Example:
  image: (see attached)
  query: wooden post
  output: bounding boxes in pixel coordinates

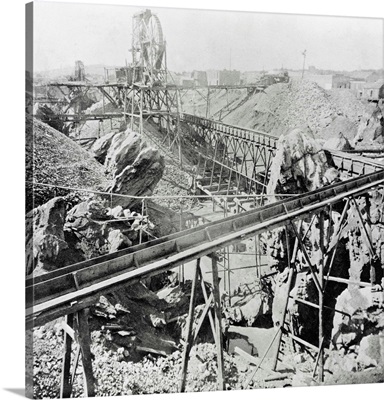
[272,267,294,371]
[197,266,217,344]
[211,257,225,390]
[60,314,74,398]
[179,258,200,392]
[318,212,325,383]
[75,309,95,397]
[227,247,231,307]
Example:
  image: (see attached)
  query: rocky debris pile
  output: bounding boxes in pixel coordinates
[142,120,197,211]
[157,279,216,343]
[26,116,110,212]
[263,126,384,348]
[89,283,179,360]
[91,126,165,209]
[223,280,273,327]
[26,195,154,276]
[353,105,384,148]
[267,80,371,141]
[258,81,337,135]
[329,287,384,374]
[182,80,376,145]
[32,322,243,398]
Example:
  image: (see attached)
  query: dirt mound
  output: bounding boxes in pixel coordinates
[181,80,375,142]
[26,115,110,212]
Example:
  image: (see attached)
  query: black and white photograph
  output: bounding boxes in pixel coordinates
[24,0,383,398]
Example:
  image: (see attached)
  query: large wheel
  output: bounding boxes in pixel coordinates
[138,11,165,82]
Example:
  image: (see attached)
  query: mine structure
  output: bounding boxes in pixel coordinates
[28,8,384,398]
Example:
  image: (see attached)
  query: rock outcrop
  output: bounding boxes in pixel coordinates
[353,106,384,148]
[266,126,339,200]
[91,127,165,209]
[26,197,84,276]
[263,126,384,347]
[27,195,155,276]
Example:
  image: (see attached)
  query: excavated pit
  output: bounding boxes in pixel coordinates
[29,79,384,396]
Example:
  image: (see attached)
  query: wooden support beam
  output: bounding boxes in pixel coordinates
[70,347,81,387]
[318,211,325,383]
[179,258,200,392]
[286,333,319,353]
[234,347,270,370]
[290,220,322,293]
[75,309,95,397]
[271,267,294,371]
[326,276,372,287]
[324,198,350,287]
[193,292,214,342]
[211,257,225,390]
[312,338,324,379]
[197,266,217,345]
[243,327,282,388]
[61,321,75,341]
[60,314,74,398]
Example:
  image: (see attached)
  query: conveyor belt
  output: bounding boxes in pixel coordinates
[326,149,383,175]
[26,170,384,329]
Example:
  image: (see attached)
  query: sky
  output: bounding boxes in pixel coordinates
[33,1,384,73]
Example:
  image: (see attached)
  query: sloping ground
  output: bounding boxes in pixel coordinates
[140,120,196,212]
[181,80,376,142]
[26,115,111,212]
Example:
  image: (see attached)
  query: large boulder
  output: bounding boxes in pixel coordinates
[353,106,384,147]
[26,197,83,276]
[91,128,165,209]
[105,129,144,175]
[107,147,165,208]
[331,287,383,349]
[267,126,340,199]
[357,334,384,368]
[91,130,117,164]
[108,229,132,254]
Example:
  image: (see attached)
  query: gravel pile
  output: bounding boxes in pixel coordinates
[27,115,111,212]
[183,80,376,143]
[31,324,241,397]
[142,121,197,211]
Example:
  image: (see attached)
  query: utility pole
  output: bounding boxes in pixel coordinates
[301,50,307,79]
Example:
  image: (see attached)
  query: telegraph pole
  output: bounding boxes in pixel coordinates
[301,50,307,79]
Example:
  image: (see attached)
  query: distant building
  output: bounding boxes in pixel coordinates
[350,80,365,98]
[206,69,241,86]
[362,79,384,101]
[218,70,241,86]
[332,74,351,89]
[192,70,208,87]
[206,70,219,85]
